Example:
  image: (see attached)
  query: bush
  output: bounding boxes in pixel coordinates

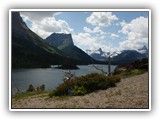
[39,84,45,91]
[27,84,35,92]
[27,84,45,92]
[49,73,121,97]
[72,85,87,96]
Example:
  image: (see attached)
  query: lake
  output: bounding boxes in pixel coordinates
[11,65,117,94]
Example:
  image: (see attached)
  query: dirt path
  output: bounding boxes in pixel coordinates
[12,73,149,109]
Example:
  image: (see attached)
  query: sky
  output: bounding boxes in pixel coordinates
[20,11,149,53]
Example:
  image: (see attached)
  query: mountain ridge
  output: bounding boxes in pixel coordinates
[45,33,95,63]
[85,47,148,65]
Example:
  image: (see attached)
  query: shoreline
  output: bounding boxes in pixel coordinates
[12,72,149,109]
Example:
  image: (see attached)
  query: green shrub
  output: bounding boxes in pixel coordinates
[49,73,121,97]
[72,85,87,96]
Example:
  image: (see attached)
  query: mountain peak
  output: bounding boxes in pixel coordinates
[98,48,103,54]
[45,33,74,47]
[12,12,29,30]
[142,45,148,50]
[138,45,148,54]
[45,33,94,62]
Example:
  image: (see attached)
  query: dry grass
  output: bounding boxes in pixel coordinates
[12,73,149,109]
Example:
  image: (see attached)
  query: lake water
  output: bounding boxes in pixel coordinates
[11,65,117,94]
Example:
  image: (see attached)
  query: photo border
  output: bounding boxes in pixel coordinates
[9,9,151,111]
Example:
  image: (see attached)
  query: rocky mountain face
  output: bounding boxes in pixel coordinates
[45,33,74,48]
[85,48,107,61]
[11,12,79,68]
[45,33,95,63]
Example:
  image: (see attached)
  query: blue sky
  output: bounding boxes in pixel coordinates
[20,11,149,53]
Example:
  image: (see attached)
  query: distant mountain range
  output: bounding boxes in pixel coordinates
[11,12,96,68]
[85,46,148,65]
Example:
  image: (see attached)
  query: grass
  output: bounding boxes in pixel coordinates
[12,91,47,100]
[116,69,146,78]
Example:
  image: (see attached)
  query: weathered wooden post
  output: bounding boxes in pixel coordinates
[108,56,111,76]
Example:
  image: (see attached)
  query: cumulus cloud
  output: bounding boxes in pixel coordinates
[20,12,60,21]
[83,26,108,36]
[20,12,73,39]
[73,33,96,46]
[119,16,148,50]
[72,32,119,53]
[73,32,104,50]
[86,12,118,28]
[119,37,148,50]
[110,33,119,39]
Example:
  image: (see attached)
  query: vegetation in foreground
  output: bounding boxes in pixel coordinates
[49,73,121,97]
[12,84,46,100]
[116,69,147,78]
[12,91,47,101]
[113,58,148,78]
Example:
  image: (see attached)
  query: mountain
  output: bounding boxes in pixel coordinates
[45,33,74,48]
[137,45,148,57]
[85,48,123,61]
[11,12,79,68]
[111,50,147,65]
[45,33,95,64]
[85,48,147,65]
[85,48,107,61]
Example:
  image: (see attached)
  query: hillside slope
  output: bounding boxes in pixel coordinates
[12,12,79,68]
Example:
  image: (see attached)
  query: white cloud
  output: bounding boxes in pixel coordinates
[73,33,96,46]
[20,12,61,21]
[86,12,118,28]
[84,27,100,33]
[119,38,148,50]
[110,33,119,39]
[119,16,148,50]
[20,12,73,39]
[73,32,120,53]
[84,27,94,33]
[83,26,108,36]
[73,32,106,50]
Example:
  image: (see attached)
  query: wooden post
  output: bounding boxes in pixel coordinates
[108,56,111,76]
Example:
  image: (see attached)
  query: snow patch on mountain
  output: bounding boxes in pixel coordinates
[85,46,148,61]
